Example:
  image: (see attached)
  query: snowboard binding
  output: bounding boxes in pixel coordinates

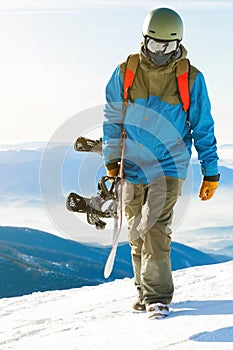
[66,176,119,229]
[74,136,102,155]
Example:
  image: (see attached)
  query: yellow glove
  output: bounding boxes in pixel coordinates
[105,162,120,179]
[199,180,218,201]
[106,167,119,178]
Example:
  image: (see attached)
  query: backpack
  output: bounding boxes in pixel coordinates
[122,53,191,126]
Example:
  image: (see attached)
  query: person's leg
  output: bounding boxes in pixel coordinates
[123,181,146,300]
[139,176,183,305]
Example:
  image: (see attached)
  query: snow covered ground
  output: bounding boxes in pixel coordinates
[0,261,233,350]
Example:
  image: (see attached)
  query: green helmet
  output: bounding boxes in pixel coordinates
[142,8,183,41]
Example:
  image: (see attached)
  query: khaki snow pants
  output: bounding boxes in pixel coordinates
[124,176,183,305]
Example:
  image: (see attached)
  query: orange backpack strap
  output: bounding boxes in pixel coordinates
[122,53,139,116]
[176,58,190,113]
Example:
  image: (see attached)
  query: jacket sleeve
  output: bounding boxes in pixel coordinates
[189,72,219,177]
[102,65,124,168]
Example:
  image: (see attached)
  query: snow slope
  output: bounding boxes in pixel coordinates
[0,261,233,350]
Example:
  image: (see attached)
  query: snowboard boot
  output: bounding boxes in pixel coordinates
[146,303,169,319]
[132,297,146,312]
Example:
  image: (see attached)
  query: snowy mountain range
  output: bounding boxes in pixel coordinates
[1,260,233,349]
[0,226,230,299]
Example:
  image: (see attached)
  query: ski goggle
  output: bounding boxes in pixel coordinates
[146,37,178,54]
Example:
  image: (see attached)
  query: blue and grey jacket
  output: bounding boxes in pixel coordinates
[103,46,218,184]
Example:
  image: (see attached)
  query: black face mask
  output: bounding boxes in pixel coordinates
[147,50,176,66]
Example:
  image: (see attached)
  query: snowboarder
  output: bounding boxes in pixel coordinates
[102,7,220,319]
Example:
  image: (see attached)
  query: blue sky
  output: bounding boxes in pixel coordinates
[0,0,232,145]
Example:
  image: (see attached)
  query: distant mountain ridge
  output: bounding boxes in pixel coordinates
[0,146,232,202]
[0,226,230,298]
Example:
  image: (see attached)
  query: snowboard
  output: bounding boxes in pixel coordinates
[66,137,124,278]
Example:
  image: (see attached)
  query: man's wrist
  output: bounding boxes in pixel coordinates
[203,174,220,182]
